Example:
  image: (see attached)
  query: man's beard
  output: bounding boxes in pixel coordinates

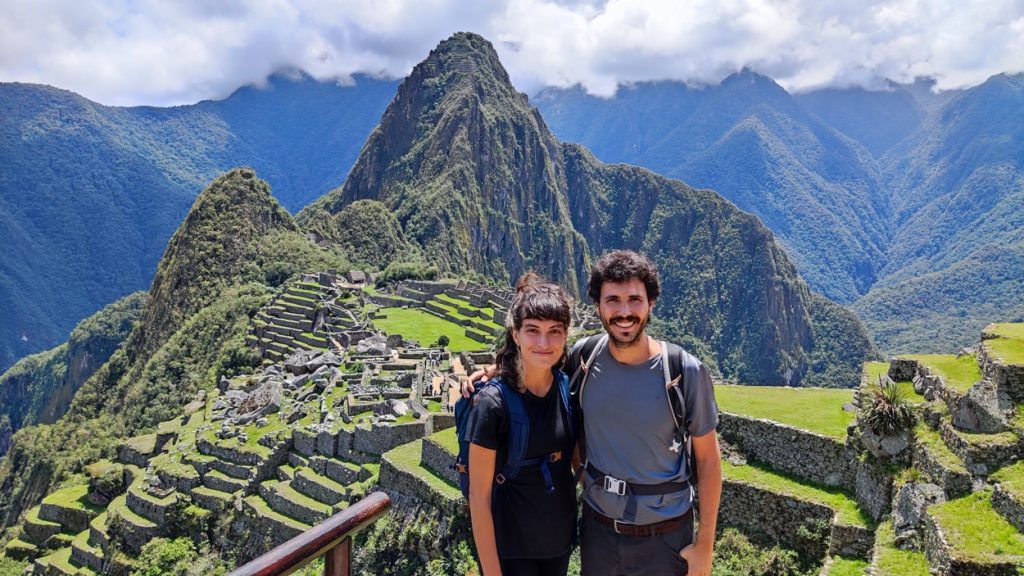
[602,314,648,349]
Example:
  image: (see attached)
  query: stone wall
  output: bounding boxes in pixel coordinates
[309,455,365,485]
[421,437,459,486]
[209,457,252,480]
[379,453,462,517]
[257,483,327,526]
[293,428,317,457]
[923,512,1021,575]
[938,420,1024,474]
[196,438,262,466]
[828,523,874,559]
[854,459,894,522]
[993,484,1024,532]
[126,489,174,525]
[354,422,429,455]
[291,471,344,505]
[980,344,1024,403]
[718,479,835,561]
[38,503,93,534]
[718,413,858,489]
[911,442,972,498]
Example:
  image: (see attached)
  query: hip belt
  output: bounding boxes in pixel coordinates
[585,464,690,523]
[584,504,692,537]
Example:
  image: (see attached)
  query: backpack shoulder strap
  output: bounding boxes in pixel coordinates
[568,334,605,394]
[555,371,575,453]
[662,341,690,452]
[495,379,530,482]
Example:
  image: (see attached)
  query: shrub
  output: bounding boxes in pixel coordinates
[860,378,917,436]
[131,537,227,576]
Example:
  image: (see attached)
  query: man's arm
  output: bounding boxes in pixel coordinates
[679,430,722,576]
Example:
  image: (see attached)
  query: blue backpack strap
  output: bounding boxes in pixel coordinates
[556,371,574,457]
[495,380,530,484]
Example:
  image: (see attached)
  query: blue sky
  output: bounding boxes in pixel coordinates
[1,0,1022,106]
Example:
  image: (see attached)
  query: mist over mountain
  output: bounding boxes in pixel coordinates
[0,74,395,373]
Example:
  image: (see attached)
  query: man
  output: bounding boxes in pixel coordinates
[467,250,722,576]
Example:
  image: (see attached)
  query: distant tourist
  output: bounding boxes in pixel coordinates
[466,250,722,576]
[464,273,576,576]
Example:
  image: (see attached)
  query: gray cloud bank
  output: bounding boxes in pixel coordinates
[1,0,1022,106]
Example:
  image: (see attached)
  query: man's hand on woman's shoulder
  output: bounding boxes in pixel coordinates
[460,365,498,397]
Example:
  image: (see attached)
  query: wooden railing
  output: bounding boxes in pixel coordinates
[229,491,391,576]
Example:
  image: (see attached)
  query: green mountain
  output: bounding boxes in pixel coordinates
[303,32,874,387]
[0,168,345,526]
[536,72,890,304]
[0,75,395,374]
[852,73,1024,351]
[536,72,1024,354]
[0,292,144,454]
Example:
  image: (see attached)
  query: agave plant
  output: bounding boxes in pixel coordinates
[860,377,917,436]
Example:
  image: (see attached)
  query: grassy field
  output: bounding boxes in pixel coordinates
[826,556,868,576]
[989,461,1024,500]
[897,354,981,393]
[372,307,489,351]
[715,385,856,440]
[928,491,1024,562]
[428,427,459,454]
[986,323,1024,365]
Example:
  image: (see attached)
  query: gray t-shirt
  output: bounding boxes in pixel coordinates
[579,340,718,525]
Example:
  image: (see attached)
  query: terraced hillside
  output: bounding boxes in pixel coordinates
[7,267,1022,574]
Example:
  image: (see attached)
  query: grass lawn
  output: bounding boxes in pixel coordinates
[985,323,1024,365]
[990,461,1024,500]
[827,556,868,576]
[42,484,103,514]
[372,307,488,351]
[715,385,855,440]
[428,427,459,455]
[871,519,930,576]
[898,354,980,394]
[862,361,889,385]
[928,491,1024,562]
[722,460,871,527]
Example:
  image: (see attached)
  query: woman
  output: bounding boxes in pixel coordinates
[466,273,576,576]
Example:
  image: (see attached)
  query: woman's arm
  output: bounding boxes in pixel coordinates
[468,443,501,576]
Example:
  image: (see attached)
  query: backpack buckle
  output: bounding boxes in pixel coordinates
[603,475,626,496]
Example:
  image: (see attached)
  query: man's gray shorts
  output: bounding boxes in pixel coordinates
[580,506,694,576]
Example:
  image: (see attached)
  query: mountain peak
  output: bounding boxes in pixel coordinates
[130,168,300,357]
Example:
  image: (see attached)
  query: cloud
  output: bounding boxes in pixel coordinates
[0,0,1021,106]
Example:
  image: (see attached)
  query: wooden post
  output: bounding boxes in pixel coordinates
[323,538,351,576]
